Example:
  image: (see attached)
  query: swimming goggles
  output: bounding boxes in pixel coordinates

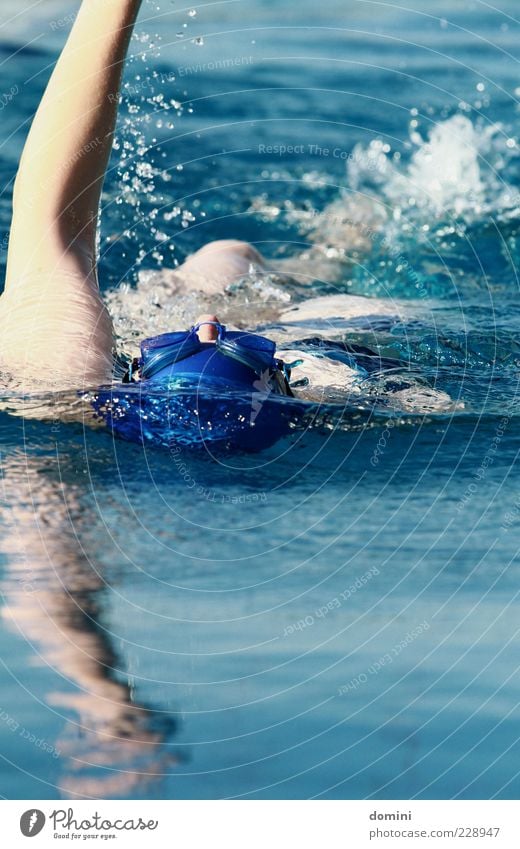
[133,321,292,386]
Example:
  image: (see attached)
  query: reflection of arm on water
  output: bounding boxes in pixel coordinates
[0,453,179,798]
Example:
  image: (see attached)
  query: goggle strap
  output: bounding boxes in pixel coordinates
[140,324,291,385]
[191,321,226,339]
[216,337,275,376]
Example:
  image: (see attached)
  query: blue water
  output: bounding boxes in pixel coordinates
[1,0,520,800]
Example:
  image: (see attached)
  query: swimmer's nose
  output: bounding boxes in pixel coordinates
[196,314,220,342]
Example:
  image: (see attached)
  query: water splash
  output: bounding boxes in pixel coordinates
[347,114,518,220]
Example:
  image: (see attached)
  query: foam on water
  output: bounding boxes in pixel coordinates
[289,115,520,258]
[351,115,520,217]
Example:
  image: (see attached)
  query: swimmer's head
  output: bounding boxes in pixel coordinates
[137,316,292,397]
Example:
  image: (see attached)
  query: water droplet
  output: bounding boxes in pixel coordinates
[506,138,516,149]
[476,82,485,92]
[188,8,197,16]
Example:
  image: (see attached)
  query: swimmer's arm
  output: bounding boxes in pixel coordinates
[1,0,142,383]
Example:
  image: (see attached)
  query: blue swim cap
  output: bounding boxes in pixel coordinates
[90,323,298,453]
[137,322,291,394]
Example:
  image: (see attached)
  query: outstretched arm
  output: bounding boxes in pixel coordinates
[0,0,142,386]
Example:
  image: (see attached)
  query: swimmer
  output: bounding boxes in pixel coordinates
[0,0,456,418]
[0,0,270,388]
